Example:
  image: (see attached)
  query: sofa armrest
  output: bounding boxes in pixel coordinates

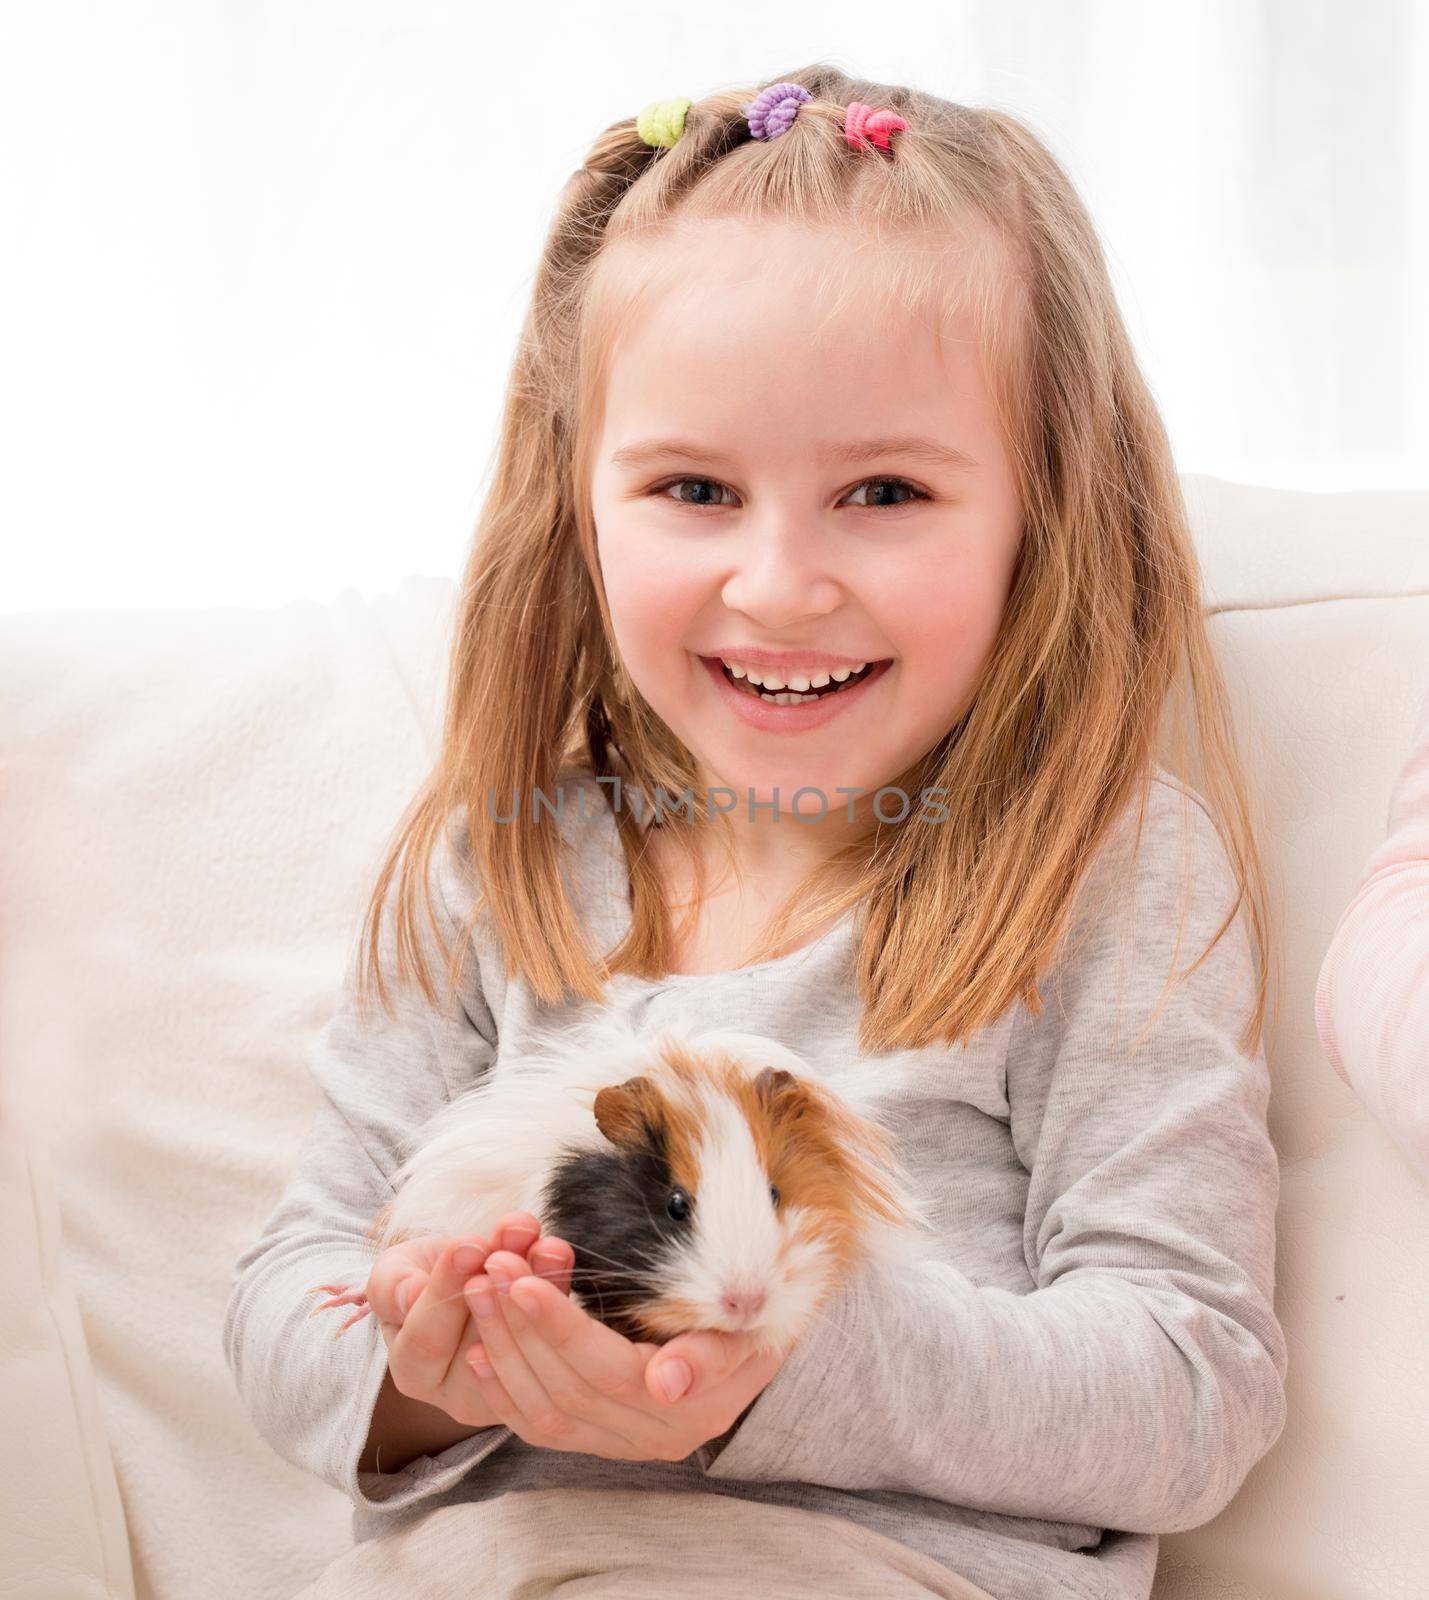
[0,1132,136,1600]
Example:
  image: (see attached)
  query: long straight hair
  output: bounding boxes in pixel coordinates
[354,64,1272,1060]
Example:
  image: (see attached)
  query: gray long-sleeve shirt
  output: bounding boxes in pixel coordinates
[222,770,1287,1600]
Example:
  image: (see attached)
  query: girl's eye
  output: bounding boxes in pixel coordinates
[651,475,928,511]
[844,477,928,509]
[657,477,736,509]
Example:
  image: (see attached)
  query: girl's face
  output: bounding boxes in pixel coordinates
[589,220,1024,825]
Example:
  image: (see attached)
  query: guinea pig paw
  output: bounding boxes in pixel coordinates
[307,1282,373,1336]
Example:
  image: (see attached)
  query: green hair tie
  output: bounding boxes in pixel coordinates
[637,96,693,149]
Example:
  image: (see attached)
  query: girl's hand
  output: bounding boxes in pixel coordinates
[376,1218,576,1430]
[308,1213,575,1432]
[462,1254,788,1462]
[307,1211,574,1334]
[369,1213,575,1332]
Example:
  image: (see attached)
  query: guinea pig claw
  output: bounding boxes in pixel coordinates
[333,1304,372,1336]
[306,1282,373,1335]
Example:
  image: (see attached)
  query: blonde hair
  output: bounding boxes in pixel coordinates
[354,64,1273,1059]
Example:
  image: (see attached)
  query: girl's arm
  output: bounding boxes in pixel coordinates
[221,818,511,1515]
[704,780,1288,1537]
[1314,682,1429,1185]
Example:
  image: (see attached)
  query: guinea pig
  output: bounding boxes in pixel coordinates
[309,1009,933,1356]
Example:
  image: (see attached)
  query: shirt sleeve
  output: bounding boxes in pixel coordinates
[221,816,515,1515]
[704,778,1288,1536]
[1314,681,1429,1185]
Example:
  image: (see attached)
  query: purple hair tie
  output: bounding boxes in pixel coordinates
[744,81,811,141]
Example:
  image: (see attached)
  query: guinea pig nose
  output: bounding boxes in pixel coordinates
[720,1284,767,1321]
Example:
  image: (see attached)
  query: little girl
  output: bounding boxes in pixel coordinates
[225,68,1287,1600]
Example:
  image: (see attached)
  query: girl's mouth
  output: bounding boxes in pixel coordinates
[697,655,893,733]
[720,659,879,702]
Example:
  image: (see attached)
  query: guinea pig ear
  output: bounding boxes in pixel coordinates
[752,1066,797,1104]
[593,1075,659,1149]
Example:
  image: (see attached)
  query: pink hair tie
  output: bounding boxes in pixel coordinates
[844,101,909,153]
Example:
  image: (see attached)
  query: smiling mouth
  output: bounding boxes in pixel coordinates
[712,659,884,704]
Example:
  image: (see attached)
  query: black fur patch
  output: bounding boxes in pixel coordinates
[541,1118,693,1344]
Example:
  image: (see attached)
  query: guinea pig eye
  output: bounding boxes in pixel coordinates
[769,1183,781,1208]
[666,1188,691,1222]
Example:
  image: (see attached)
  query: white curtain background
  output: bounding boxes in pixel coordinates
[3,0,1425,612]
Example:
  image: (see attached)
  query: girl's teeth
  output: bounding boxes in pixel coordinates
[725,659,867,689]
[719,658,877,704]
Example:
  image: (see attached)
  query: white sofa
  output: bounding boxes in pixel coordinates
[2,474,1427,1600]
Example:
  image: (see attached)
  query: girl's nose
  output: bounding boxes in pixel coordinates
[719,533,844,627]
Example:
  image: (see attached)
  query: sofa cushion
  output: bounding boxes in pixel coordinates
[0,577,456,1598]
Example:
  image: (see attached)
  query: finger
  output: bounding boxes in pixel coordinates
[463,1263,558,1433]
[399,1234,454,1275]
[436,1307,491,1404]
[394,1275,426,1324]
[393,1237,494,1395]
[493,1213,541,1256]
[365,1234,455,1324]
[646,1328,762,1406]
[476,1262,652,1451]
[528,1237,575,1295]
[501,1271,657,1409]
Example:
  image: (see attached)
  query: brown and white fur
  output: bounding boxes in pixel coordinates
[312,1009,933,1356]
